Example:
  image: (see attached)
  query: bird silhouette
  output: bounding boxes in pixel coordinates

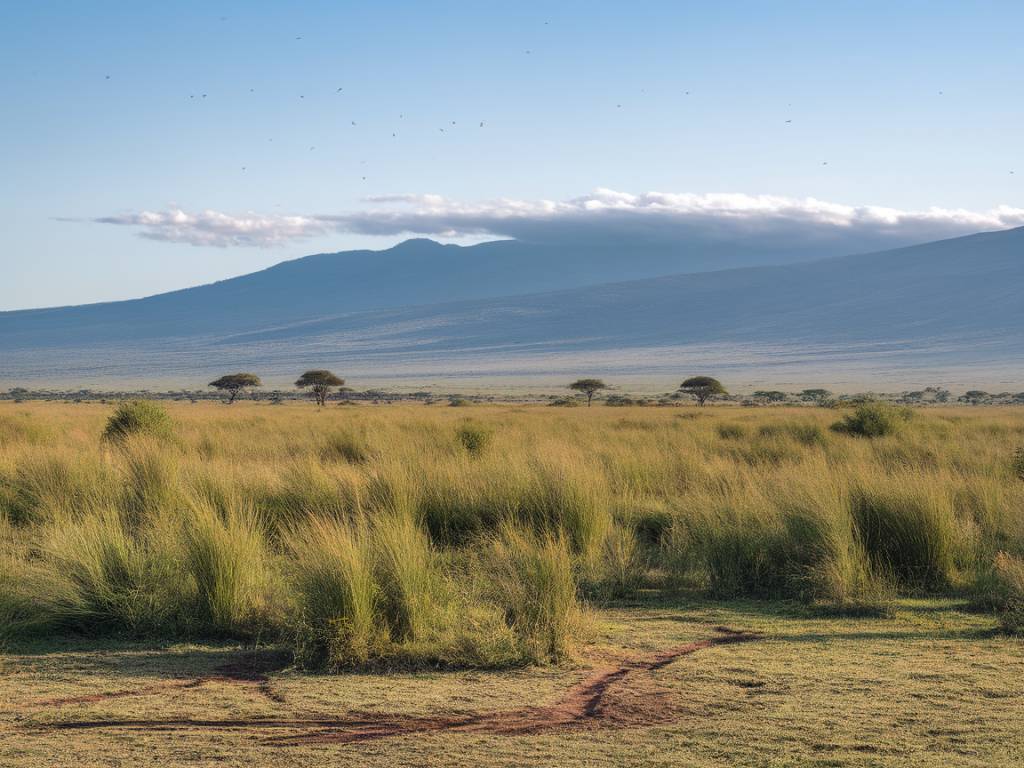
[479,121,484,127]
[336,87,343,92]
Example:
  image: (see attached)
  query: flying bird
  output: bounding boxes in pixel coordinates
[336,87,343,92]
[479,121,484,127]
[104,75,110,80]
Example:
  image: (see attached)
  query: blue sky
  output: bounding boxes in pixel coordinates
[1,0,1022,309]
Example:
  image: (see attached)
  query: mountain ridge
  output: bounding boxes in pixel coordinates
[0,226,1021,388]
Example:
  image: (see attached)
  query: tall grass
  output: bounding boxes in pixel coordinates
[287,516,380,667]
[1,400,1022,663]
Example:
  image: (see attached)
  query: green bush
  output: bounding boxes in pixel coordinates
[456,422,494,456]
[102,401,174,444]
[832,403,912,437]
[548,397,580,407]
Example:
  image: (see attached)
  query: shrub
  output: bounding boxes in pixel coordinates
[448,398,471,407]
[548,397,580,407]
[1013,447,1024,481]
[102,401,174,444]
[604,395,636,407]
[456,422,493,456]
[832,403,912,437]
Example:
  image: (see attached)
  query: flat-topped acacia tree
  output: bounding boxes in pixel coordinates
[296,369,345,406]
[208,373,262,403]
[569,378,607,407]
[679,376,727,406]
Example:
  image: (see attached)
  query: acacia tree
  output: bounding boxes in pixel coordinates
[208,373,262,403]
[569,378,607,407]
[679,376,727,406]
[799,388,833,406]
[296,369,345,406]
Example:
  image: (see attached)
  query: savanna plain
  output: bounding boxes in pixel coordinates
[1,400,1023,767]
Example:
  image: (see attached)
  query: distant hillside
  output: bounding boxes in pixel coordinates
[0,227,1021,389]
[0,234,918,349]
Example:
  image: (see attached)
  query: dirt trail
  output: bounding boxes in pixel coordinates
[37,627,762,745]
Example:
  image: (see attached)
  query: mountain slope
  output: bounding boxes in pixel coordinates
[0,227,1021,388]
[0,233,925,349]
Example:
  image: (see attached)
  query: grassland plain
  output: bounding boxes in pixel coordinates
[1,401,1023,766]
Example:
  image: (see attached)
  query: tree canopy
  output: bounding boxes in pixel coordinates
[295,370,346,406]
[679,376,727,406]
[569,378,608,406]
[208,372,262,403]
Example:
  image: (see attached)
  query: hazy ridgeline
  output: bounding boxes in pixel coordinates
[2,401,1023,665]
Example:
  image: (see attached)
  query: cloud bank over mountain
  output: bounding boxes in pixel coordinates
[90,189,1024,254]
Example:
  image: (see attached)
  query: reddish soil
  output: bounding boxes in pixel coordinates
[36,627,762,745]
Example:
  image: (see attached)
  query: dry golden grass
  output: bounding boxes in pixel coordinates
[2,400,1023,764]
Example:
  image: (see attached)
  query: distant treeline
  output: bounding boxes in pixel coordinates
[2,384,1023,406]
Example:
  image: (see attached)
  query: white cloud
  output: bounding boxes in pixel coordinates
[89,190,1024,250]
[94,209,332,247]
